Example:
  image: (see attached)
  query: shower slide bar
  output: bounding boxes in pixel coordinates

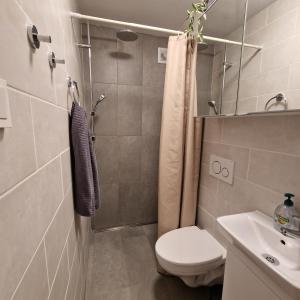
[70,12,262,50]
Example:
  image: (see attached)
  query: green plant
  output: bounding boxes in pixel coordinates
[185,1,207,43]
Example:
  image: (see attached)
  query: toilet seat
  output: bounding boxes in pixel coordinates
[155,226,226,276]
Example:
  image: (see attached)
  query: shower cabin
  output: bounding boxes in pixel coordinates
[77,0,263,231]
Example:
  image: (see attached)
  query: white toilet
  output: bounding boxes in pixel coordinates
[155,226,226,287]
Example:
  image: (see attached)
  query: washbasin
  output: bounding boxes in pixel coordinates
[217,211,300,290]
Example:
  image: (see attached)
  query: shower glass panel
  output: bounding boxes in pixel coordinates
[197,0,247,116]
[81,24,168,230]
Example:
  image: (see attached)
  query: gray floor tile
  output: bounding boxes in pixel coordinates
[86,225,211,300]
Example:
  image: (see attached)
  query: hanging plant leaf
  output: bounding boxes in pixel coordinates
[184,0,207,42]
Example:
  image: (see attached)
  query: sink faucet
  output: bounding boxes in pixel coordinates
[279,227,300,239]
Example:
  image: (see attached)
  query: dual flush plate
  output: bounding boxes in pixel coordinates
[209,154,234,184]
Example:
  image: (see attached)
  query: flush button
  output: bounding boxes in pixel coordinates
[212,161,221,174]
[222,167,229,178]
[209,154,234,185]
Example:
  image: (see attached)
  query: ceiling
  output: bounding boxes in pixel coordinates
[77,0,276,37]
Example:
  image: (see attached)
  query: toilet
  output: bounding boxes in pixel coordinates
[155,226,226,287]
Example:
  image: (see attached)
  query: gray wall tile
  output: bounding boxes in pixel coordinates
[92,83,118,136]
[198,114,300,241]
[12,242,49,300]
[141,183,158,224]
[248,150,300,196]
[119,182,142,225]
[48,244,69,300]
[31,99,69,167]
[222,115,300,155]
[45,189,74,286]
[117,85,142,136]
[0,89,36,194]
[141,136,160,186]
[0,1,90,299]
[142,86,163,136]
[65,249,80,300]
[94,183,120,229]
[94,136,119,184]
[61,150,72,196]
[67,223,77,273]
[91,26,118,84]
[0,0,56,103]
[0,158,63,300]
[119,136,142,184]
[203,118,223,143]
[117,35,143,85]
[143,36,167,88]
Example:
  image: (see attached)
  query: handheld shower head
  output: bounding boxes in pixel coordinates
[91,94,106,115]
[208,100,218,115]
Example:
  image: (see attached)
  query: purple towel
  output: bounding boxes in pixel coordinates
[70,102,100,216]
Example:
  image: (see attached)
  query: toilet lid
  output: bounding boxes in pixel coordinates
[156,226,225,266]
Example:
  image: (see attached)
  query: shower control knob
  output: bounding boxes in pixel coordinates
[48,52,65,69]
[27,25,52,49]
[91,135,96,141]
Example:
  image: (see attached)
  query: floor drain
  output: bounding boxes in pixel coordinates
[262,253,280,266]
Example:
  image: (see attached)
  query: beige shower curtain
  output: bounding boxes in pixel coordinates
[158,35,203,238]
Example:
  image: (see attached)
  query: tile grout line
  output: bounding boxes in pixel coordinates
[59,154,65,198]
[64,221,78,300]
[8,86,69,113]
[29,97,39,169]
[246,148,252,180]
[9,186,72,300]
[43,239,51,295]
[47,238,69,300]
[202,140,300,158]
[0,147,70,201]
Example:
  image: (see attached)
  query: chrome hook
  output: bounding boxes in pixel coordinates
[27,25,51,49]
[48,52,65,69]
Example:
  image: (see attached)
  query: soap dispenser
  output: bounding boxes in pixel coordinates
[274,193,300,233]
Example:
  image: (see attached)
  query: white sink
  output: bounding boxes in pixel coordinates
[217,211,300,290]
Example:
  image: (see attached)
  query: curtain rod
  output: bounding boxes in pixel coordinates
[70,12,262,50]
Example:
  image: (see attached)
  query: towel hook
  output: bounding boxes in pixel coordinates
[67,76,80,105]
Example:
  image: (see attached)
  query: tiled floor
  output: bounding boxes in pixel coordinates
[85,224,218,300]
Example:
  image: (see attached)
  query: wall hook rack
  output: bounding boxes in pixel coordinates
[27,25,51,49]
[48,52,65,69]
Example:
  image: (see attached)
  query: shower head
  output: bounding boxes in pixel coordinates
[117,29,138,42]
[198,42,209,51]
[208,100,218,115]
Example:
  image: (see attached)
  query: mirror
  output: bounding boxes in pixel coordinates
[237,0,300,115]
[197,0,246,116]
[197,0,300,117]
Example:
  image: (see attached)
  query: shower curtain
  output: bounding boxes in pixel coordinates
[158,35,202,238]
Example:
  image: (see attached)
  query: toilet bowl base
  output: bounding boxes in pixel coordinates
[179,264,225,287]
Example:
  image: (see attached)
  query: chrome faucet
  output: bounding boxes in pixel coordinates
[279,226,300,239]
